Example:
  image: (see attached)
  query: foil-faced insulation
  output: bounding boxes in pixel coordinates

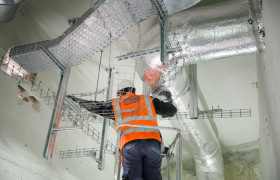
[143,57,225,179]
[162,0,200,15]
[137,1,265,179]
[164,65,224,179]
[167,0,265,64]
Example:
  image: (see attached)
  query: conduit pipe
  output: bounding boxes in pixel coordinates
[138,0,264,179]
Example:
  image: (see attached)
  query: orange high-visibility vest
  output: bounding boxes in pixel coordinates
[112,93,161,150]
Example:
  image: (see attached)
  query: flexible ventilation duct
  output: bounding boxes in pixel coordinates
[167,0,264,63]
[162,61,224,179]
[139,0,264,179]
[141,55,224,179]
[163,0,200,15]
[0,0,24,22]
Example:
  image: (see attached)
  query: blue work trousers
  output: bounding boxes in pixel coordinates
[121,139,162,180]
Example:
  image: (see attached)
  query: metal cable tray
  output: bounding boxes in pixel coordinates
[9,0,158,73]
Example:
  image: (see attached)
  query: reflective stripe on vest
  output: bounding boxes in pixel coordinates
[114,96,157,126]
[114,98,122,124]
[121,127,160,136]
[113,94,161,150]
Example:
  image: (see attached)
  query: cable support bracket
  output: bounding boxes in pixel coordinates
[116,47,182,61]
[40,47,65,72]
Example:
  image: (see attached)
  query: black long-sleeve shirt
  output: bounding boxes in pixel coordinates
[68,95,177,120]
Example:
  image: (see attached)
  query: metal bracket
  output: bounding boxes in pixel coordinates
[248,0,263,52]
[43,64,70,159]
[116,47,182,61]
[41,48,65,71]
[68,17,79,25]
[150,0,166,29]
[189,64,198,119]
[98,67,114,170]
[52,126,82,132]
[151,0,168,63]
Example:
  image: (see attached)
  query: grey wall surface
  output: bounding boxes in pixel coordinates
[258,0,280,179]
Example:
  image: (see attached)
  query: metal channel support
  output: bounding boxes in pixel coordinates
[248,0,263,52]
[189,64,198,119]
[116,47,182,61]
[114,128,122,180]
[43,48,70,159]
[65,97,83,114]
[98,67,114,170]
[151,0,167,63]
[41,48,65,71]
[53,127,82,132]
[176,134,182,180]
[43,67,71,159]
[166,153,171,180]
[43,67,71,158]
[160,27,167,63]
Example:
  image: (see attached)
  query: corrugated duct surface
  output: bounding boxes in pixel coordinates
[140,0,264,179]
[167,0,264,63]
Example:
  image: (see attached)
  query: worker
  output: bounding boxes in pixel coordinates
[67,80,177,180]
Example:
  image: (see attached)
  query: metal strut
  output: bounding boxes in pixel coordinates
[98,67,114,170]
[189,64,198,119]
[43,48,71,159]
[151,0,168,63]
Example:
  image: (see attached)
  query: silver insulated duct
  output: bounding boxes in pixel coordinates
[138,0,264,179]
[167,0,264,63]
[0,0,24,22]
[141,56,224,179]
[162,61,224,179]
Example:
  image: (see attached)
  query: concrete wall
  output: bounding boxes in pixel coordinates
[258,0,280,179]
[0,67,117,180]
[198,55,259,148]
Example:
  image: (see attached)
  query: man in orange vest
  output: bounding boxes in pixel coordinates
[68,80,177,180]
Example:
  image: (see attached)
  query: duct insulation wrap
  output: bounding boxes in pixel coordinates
[163,59,224,179]
[136,1,264,179]
[162,0,201,15]
[140,53,224,179]
[166,0,265,64]
[135,1,265,179]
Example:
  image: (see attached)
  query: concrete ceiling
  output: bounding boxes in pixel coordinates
[0,0,260,179]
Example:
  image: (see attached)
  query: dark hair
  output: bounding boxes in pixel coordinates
[117,87,136,96]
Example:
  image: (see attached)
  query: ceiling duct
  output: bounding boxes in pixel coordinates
[163,0,200,15]
[0,0,24,22]
[167,0,265,64]
[138,0,264,179]
[141,55,224,179]
[162,61,224,179]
